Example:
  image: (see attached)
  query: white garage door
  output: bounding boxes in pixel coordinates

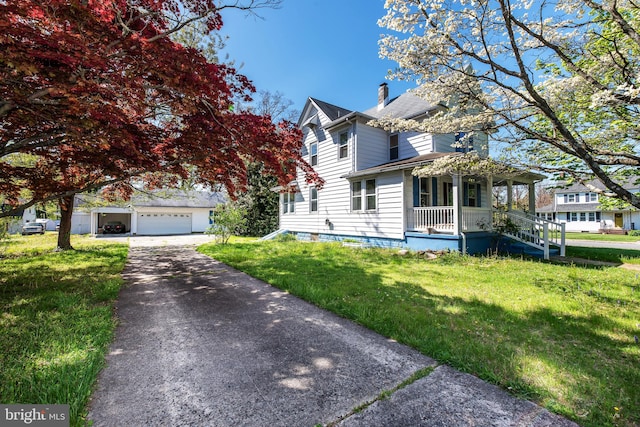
[137,212,192,235]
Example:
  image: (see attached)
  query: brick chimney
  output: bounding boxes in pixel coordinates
[377,83,389,111]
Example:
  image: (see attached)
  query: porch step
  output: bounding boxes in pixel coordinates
[499,238,560,259]
[261,229,288,241]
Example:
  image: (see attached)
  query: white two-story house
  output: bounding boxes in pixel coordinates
[276,84,563,257]
[538,181,640,233]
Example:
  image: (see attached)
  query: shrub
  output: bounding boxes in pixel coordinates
[206,203,247,244]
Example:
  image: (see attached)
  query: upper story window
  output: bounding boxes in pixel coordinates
[389,134,399,161]
[282,192,295,214]
[310,142,318,166]
[310,187,318,212]
[455,132,474,153]
[339,131,349,159]
[563,193,580,203]
[589,193,598,202]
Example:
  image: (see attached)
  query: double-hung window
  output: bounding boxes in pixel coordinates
[310,187,318,212]
[339,131,348,159]
[366,179,377,210]
[389,134,399,161]
[282,192,295,214]
[351,179,377,211]
[351,182,362,211]
[310,142,318,166]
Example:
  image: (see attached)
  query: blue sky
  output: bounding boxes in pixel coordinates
[218,0,416,115]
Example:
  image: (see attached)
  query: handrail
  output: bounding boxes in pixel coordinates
[494,211,565,259]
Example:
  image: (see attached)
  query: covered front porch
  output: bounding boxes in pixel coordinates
[403,169,565,258]
[405,172,539,234]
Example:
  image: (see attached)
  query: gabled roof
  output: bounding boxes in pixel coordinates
[363,92,438,119]
[308,98,353,122]
[75,190,226,209]
[305,91,437,129]
[132,191,225,208]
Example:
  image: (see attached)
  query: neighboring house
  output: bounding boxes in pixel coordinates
[275,84,561,257]
[1,204,50,234]
[538,181,640,233]
[73,190,225,235]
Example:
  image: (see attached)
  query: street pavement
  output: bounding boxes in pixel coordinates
[566,238,640,251]
[88,236,578,426]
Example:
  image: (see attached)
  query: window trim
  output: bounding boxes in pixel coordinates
[389,134,399,161]
[365,179,377,211]
[310,187,318,212]
[351,179,377,212]
[310,142,318,166]
[338,131,349,159]
[351,181,362,211]
[282,191,296,214]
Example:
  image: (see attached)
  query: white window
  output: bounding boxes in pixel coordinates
[339,131,348,159]
[310,142,318,166]
[570,212,577,221]
[351,181,362,211]
[588,212,595,222]
[310,188,318,212]
[389,134,399,161]
[366,179,377,210]
[589,193,598,202]
[282,192,295,214]
[351,179,377,211]
[580,212,586,221]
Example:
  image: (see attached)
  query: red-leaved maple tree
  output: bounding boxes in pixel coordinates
[0,0,318,249]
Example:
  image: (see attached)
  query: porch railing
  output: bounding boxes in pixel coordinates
[493,210,566,259]
[407,207,566,259]
[408,207,492,233]
[409,206,454,232]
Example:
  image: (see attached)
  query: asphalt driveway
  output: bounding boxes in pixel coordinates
[88,238,578,426]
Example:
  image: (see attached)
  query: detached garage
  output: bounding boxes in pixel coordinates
[136,212,192,235]
[80,191,226,236]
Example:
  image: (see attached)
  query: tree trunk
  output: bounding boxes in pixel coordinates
[57,195,75,251]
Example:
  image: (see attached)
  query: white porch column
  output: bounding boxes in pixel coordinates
[506,179,513,211]
[528,182,536,215]
[453,174,462,234]
[487,175,494,229]
[90,211,96,235]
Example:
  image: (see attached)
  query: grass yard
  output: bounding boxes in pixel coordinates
[566,245,640,264]
[566,232,640,242]
[199,238,640,427]
[0,233,128,426]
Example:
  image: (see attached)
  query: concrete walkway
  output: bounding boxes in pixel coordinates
[88,239,578,426]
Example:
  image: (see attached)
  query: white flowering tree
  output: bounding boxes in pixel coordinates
[377,0,640,208]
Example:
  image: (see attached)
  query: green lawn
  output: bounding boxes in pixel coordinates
[0,233,128,426]
[566,232,640,242]
[566,246,640,264]
[199,238,640,427]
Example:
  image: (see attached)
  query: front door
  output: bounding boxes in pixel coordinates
[615,213,623,228]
